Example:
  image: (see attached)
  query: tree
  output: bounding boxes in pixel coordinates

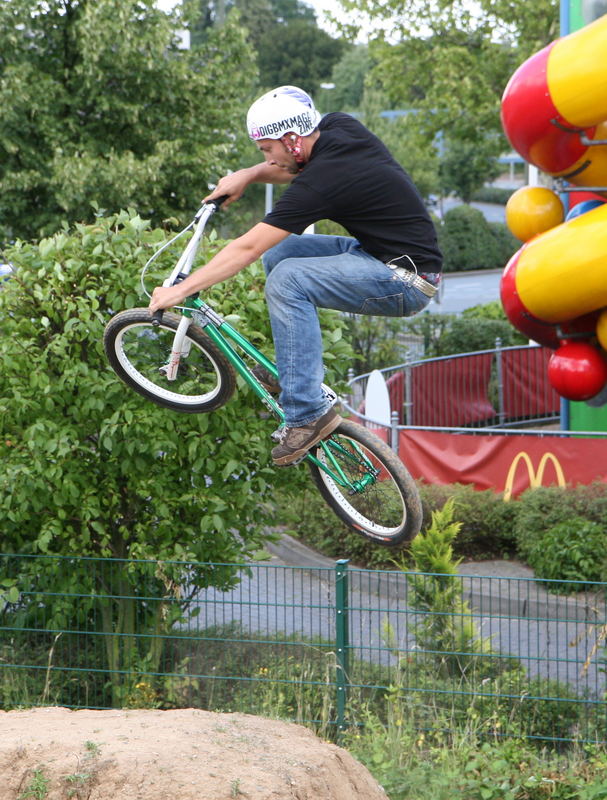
[0,210,353,703]
[397,500,496,679]
[398,300,526,359]
[257,20,346,93]
[343,315,410,375]
[439,138,501,203]
[184,0,345,97]
[0,0,257,241]
[333,0,559,159]
[329,45,371,111]
[184,0,316,49]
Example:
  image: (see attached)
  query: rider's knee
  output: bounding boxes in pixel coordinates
[262,235,299,276]
[265,258,299,304]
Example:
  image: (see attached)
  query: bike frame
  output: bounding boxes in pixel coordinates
[150,201,378,493]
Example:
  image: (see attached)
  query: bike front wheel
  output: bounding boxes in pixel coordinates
[104,308,236,413]
[308,419,422,547]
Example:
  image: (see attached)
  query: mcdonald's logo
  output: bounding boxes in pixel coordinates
[503,451,566,501]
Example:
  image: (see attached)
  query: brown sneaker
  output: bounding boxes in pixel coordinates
[272,407,342,466]
[252,364,281,394]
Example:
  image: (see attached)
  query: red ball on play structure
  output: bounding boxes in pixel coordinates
[547,342,607,401]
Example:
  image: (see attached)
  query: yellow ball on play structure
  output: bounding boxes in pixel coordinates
[505,186,564,242]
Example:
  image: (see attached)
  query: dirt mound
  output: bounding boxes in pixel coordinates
[0,707,385,799]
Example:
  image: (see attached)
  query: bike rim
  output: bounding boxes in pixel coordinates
[316,436,407,537]
[114,322,224,407]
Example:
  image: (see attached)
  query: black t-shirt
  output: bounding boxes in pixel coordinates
[262,112,442,272]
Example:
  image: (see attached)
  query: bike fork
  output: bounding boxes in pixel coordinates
[161,315,192,381]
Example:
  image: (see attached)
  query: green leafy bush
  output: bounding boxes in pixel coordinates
[399,301,526,359]
[437,205,519,272]
[356,735,607,800]
[284,481,607,589]
[0,209,354,704]
[462,300,517,323]
[488,219,522,263]
[417,483,518,559]
[275,481,519,569]
[514,484,607,590]
[439,316,525,355]
[520,518,607,593]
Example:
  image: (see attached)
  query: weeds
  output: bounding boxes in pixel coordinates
[83,740,101,758]
[62,740,102,799]
[18,768,50,800]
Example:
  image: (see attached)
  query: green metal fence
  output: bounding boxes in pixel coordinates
[1,553,606,744]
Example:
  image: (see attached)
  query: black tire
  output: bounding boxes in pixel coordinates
[308,419,422,547]
[104,308,237,413]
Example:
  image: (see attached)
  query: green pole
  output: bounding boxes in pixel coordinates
[335,559,350,738]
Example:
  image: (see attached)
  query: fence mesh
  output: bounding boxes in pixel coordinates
[1,554,605,744]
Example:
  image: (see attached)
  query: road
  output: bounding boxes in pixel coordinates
[429,268,503,315]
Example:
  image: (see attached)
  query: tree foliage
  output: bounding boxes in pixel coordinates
[399,300,525,359]
[328,45,371,111]
[343,314,409,375]
[0,209,353,701]
[334,0,559,154]
[0,0,257,241]
[257,19,346,93]
[439,138,501,203]
[183,0,343,93]
[436,205,520,272]
[184,0,316,48]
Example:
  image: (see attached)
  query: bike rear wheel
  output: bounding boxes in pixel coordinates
[104,308,236,413]
[308,419,422,547]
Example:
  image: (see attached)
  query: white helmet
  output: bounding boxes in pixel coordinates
[247,85,321,141]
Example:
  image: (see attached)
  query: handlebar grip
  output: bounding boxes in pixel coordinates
[210,194,230,209]
[151,310,164,327]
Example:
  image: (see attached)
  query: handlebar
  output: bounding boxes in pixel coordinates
[208,194,230,209]
[145,194,231,320]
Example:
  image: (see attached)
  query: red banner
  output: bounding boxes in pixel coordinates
[398,429,607,498]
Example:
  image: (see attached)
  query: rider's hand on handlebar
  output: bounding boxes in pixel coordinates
[203,170,250,208]
[149,284,186,313]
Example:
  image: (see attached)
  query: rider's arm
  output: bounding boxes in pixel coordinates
[205,163,293,206]
[148,223,289,312]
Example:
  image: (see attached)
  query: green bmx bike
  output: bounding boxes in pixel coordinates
[103,199,422,547]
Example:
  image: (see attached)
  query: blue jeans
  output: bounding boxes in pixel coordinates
[263,234,433,427]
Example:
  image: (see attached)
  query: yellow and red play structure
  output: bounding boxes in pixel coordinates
[500,14,607,402]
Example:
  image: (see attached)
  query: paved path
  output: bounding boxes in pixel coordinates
[428,268,503,315]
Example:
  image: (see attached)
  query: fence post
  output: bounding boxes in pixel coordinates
[495,337,505,425]
[404,361,413,425]
[346,367,355,408]
[334,559,350,737]
[390,410,400,454]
